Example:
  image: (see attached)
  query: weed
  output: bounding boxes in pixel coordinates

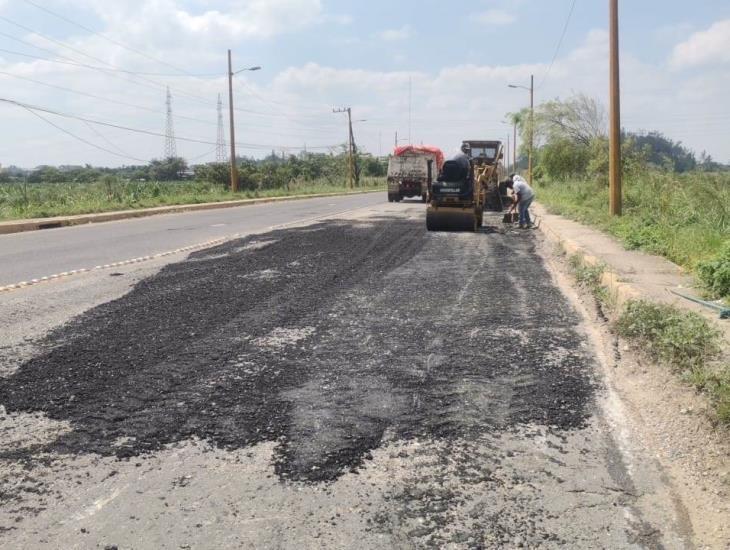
[616,299,728,424]
[697,241,730,300]
[616,300,721,371]
[567,253,614,311]
[568,254,605,287]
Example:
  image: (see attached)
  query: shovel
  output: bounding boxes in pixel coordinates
[502,211,519,224]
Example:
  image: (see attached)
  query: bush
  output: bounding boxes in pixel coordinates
[616,300,721,371]
[697,241,730,299]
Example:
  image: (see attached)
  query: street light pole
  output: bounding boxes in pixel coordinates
[226,50,261,193]
[609,0,622,215]
[513,119,517,172]
[508,75,535,183]
[227,49,238,192]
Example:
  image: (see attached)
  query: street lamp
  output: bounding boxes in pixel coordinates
[227,51,261,192]
[507,74,534,185]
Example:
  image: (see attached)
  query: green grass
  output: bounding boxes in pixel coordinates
[535,171,730,299]
[567,253,614,309]
[616,299,729,425]
[0,177,386,221]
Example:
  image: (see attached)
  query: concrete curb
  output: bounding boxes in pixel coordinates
[0,189,382,235]
[535,205,643,312]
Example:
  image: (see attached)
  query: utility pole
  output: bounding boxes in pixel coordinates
[529,73,534,185]
[394,131,398,148]
[609,0,622,215]
[334,107,354,188]
[227,49,238,192]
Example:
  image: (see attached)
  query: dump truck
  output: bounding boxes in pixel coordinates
[426,140,504,232]
[387,146,445,203]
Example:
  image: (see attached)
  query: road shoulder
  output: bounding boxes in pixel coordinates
[534,207,730,547]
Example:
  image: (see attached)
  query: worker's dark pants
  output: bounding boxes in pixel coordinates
[518,196,534,225]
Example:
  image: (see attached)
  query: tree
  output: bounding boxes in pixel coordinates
[148,157,188,181]
[626,131,696,173]
[535,93,607,146]
[39,166,65,183]
[540,138,591,180]
[194,162,229,187]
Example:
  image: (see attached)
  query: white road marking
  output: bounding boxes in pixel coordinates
[0,205,371,293]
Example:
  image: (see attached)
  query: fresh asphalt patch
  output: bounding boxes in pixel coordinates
[0,216,597,484]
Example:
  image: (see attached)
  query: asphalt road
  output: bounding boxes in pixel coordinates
[0,193,383,286]
[0,199,694,548]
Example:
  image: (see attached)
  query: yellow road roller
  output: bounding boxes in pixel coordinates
[426,140,504,232]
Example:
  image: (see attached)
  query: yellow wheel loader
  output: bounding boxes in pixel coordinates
[426,140,505,232]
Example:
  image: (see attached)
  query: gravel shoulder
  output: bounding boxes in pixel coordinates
[538,238,730,548]
[0,204,703,548]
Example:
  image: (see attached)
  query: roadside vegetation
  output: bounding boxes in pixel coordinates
[0,151,386,221]
[617,300,729,425]
[509,93,730,301]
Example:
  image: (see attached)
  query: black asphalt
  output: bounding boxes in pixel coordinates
[0,216,596,484]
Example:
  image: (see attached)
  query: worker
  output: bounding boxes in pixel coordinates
[506,174,535,229]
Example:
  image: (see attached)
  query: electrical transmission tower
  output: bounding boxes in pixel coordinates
[215,94,227,162]
[164,86,177,159]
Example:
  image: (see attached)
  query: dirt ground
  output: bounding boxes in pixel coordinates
[0,204,724,548]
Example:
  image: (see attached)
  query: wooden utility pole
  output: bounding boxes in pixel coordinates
[227,49,238,192]
[609,0,622,215]
[528,74,534,185]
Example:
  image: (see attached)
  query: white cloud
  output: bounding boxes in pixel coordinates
[3,9,730,167]
[670,19,730,70]
[71,0,326,42]
[376,25,412,42]
[472,9,516,26]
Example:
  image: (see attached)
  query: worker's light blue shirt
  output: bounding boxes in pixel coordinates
[513,178,534,201]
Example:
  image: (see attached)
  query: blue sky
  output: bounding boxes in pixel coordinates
[1,0,730,167]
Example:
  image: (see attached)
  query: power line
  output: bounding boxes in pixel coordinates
[0,97,340,151]
[19,104,149,162]
[22,0,194,77]
[82,120,135,158]
[0,44,343,130]
[0,69,221,126]
[0,15,222,106]
[0,46,219,77]
[0,60,341,135]
[537,0,577,89]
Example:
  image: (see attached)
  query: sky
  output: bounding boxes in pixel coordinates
[1,0,730,168]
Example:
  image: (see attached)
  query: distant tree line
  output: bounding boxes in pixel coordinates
[0,150,387,188]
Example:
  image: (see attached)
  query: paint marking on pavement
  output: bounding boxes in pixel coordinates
[0,205,371,294]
